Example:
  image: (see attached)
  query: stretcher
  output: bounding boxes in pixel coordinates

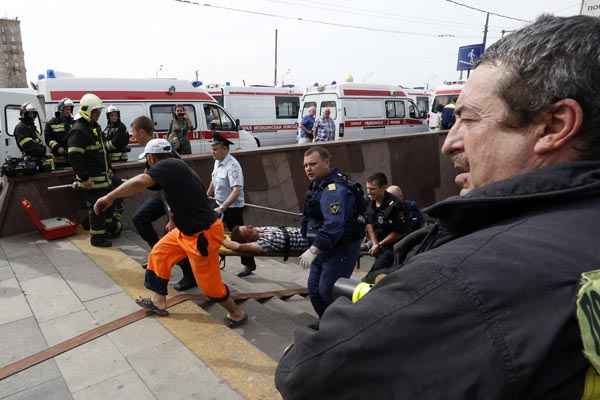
[218,244,304,259]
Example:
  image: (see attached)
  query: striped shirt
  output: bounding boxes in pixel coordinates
[314,117,336,142]
[255,226,309,253]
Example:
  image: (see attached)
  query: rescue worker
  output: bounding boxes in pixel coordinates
[364,172,411,280]
[207,132,256,278]
[14,103,49,161]
[93,138,248,328]
[44,97,74,168]
[68,93,119,248]
[130,115,197,291]
[299,146,364,318]
[167,104,192,155]
[103,105,129,163]
[440,100,456,130]
[103,105,130,225]
[276,15,600,399]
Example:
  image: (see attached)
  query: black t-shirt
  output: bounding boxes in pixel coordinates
[366,191,410,244]
[147,158,216,235]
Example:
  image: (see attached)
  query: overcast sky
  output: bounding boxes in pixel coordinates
[1,0,582,89]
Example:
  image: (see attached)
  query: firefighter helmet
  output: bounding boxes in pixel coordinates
[57,98,74,112]
[106,105,120,115]
[79,93,104,120]
[20,102,38,118]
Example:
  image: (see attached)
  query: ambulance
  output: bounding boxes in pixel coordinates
[207,84,302,147]
[30,77,258,161]
[299,83,428,140]
[404,87,431,118]
[429,81,465,130]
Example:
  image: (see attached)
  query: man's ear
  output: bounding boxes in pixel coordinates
[534,98,583,155]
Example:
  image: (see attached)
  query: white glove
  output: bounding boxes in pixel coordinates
[299,246,319,270]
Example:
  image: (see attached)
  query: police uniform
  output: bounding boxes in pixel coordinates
[44,112,74,167]
[68,116,118,246]
[364,191,411,282]
[301,168,365,316]
[211,133,256,275]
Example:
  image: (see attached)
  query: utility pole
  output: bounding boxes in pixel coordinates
[274,29,278,87]
[482,12,490,49]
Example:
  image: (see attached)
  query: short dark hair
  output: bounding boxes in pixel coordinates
[132,116,154,135]
[150,152,174,161]
[477,14,600,159]
[230,226,248,243]
[367,172,388,187]
[304,146,330,160]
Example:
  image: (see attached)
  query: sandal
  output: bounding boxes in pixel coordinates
[224,313,248,329]
[136,297,169,316]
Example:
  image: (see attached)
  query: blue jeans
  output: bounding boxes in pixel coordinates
[307,240,361,317]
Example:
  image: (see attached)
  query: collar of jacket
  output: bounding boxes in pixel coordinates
[310,168,342,190]
[425,161,600,234]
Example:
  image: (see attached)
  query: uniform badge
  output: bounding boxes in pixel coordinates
[327,183,336,191]
[377,215,384,225]
[329,201,341,214]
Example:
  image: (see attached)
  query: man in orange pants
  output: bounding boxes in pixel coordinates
[94,138,247,327]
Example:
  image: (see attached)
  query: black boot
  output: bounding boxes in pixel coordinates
[91,235,112,248]
[108,221,123,239]
[173,259,197,291]
[237,265,256,278]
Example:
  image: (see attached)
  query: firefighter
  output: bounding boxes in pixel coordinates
[44,97,74,168]
[14,103,48,159]
[103,105,129,163]
[67,93,120,248]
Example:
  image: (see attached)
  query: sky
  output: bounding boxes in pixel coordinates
[1,0,583,90]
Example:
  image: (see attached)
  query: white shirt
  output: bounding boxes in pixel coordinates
[212,153,245,208]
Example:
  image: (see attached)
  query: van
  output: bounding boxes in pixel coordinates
[404,88,431,119]
[33,77,258,161]
[207,85,302,147]
[429,81,464,130]
[299,83,428,140]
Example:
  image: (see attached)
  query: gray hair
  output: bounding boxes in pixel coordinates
[477,14,600,159]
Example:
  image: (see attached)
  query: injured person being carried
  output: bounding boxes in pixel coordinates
[222,225,309,256]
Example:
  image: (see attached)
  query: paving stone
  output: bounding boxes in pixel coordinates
[127,339,242,400]
[39,309,97,346]
[0,265,14,282]
[54,336,131,394]
[72,370,154,400]
[84,292,139,325]
[0,278,32,325]
[109,318,174,358]
[9,253,58,283]
[2,377,73,400]
[20,274,84,323]
[0,317,61,398]
[0,234,44,260]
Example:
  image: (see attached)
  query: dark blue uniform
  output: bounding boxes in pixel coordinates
[301,168,364,316]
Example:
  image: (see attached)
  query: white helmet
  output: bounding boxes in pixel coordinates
[106,105,120,114]
[20,102,38,118]
[57,97,74,112]
[79,93,104,120]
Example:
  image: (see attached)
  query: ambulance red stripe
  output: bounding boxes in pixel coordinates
[344,119,424,127]
[49,90,214,101]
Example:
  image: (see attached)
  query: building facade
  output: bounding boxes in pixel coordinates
[0,19,27,88]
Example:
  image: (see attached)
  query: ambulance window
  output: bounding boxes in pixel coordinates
[385,101,406,118]
[416,96,429,114]
[4,105,42,136]
[320,101,337,119]
[408,101,418,119]
[150,104,197,131]
[302,102,316,117]
[275,97,300,119]
[203,105,235,131]
[217,108,235,131]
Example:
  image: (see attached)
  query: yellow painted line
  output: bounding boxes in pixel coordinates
[70,232,281,400]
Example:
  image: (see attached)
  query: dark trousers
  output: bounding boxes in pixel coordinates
[132,194,193,279]
[83,189,115,238]
[363,247,395,284]
[222,207,256,269]
[307,240,361,317]
[110,175,124,223]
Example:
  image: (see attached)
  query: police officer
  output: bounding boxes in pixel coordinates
[299,146,364,318]
[363,172,411,282]
[207,132,256,277]
[44,97,74,168]
[68,93,119,248]
[14,102,48,160]
[103,105,129,163]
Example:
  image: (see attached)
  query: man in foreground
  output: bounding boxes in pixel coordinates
[94,139,247,328]
[276,15,600,398]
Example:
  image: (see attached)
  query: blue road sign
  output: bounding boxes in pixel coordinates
[457,44,485,71]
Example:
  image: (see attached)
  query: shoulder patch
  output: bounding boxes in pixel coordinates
[329,201,341,214]
[327,183,336,191]
[577,270,600,375]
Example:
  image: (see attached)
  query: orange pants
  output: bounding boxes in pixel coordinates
[144,219,228,299]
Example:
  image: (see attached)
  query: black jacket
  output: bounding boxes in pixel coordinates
[14,119,46,158]
[104,120,129,162]
[44,113,74,156]
[67,118,111,189]
[276,161,600,400]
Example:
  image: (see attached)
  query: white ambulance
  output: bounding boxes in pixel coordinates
[299,83,428,140]
[429,81,464,130]
[207,85,302,147]
[32,77,258,160]
[404,87,431,118]
[0,88,46,162]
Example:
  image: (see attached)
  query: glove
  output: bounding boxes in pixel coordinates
[299,247,319,270]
